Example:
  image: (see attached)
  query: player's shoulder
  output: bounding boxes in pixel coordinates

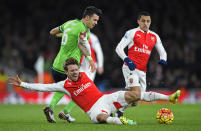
[125,28,139,35]
[74,19,86,28]
[63,19,84,28]
[64,78,73,87]
[79,72,91,81]
[71,19,87,32]
[148,29,160,37]
[79,72,87,77]
[61,20,75,30]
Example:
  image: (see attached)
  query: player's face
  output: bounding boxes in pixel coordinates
[137,15,151,32]
[65,64,79,81]
[86,14,99,29]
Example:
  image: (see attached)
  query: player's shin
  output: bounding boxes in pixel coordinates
[141,91,169,101]
[49,92,65,110]
[63,100,76,114]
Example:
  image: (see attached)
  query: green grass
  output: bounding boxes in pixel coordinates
[0,104,201,131]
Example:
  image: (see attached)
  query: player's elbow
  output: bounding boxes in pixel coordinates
[115,45,120,55]
[50,28,58,35]
[50,30,54,35]
[161,51,167,61]
[50,29,55,35]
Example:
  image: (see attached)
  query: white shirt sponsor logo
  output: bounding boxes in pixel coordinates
[134,46,151,55]
[73,82,91,96]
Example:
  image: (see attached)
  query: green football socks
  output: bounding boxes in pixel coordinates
[64,100,76,114]
[49,92,65,111]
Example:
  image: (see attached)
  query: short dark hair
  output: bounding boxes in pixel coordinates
[82,6,102,18]
[137,11,151,20]
[63,57,79,71]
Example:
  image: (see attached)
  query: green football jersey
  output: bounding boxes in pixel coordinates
[53,19,90,73]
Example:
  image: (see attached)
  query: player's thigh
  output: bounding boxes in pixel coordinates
[87,92,128,123]
[122,65,140,89]
[87,96,110,123]
[137,70,146,93]
[106,91,128,112]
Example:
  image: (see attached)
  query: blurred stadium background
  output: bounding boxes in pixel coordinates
[0,0,201,104]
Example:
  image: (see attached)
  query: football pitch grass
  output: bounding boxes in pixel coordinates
[0,104,201,131]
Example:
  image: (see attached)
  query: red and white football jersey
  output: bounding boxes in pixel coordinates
[64,72,104,112]
[116,27,167,72]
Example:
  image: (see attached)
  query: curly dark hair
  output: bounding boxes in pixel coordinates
[63,57,79,71]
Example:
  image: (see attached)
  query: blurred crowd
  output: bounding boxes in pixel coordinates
[0,0,201,90]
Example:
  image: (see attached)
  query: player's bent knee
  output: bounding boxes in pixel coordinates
[130,87,141,99]
[130,91,140,100]
[125,91,140,103]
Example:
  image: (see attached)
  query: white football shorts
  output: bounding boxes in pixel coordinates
[122,64,147,93]
[86,91,127,123]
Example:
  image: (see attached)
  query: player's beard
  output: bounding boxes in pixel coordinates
[72,74,79,81]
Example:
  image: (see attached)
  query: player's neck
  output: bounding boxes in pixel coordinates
[81,19,87,26]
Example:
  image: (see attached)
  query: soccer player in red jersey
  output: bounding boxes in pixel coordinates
[115,11,180,116]
[8,58,140,125]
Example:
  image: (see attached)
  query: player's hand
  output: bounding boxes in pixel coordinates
[124,57,136,71]
[158,59,167,65]
[79,31,87,40]
[89,60,96,73]
[97,67,104,75]
[8,75,22,86]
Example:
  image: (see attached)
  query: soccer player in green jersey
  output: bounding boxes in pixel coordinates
[43,6,102,123]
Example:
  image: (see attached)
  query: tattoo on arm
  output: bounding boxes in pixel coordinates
[78,41,90,57]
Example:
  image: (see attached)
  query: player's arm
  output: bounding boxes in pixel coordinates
[155,35,167,65]
[50,27,63,38]
[78,31,91,57]
[115,31,131,60]
[8,76,70,95]
[78,31,96,72]
[91,34,104,74]
[115,31,136,71]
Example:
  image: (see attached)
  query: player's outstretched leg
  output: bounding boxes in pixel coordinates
[49,92,65,110]
[106,116,136,125]
[169,90,181,104]
[43,106,56,123]
[43,92,64,123]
